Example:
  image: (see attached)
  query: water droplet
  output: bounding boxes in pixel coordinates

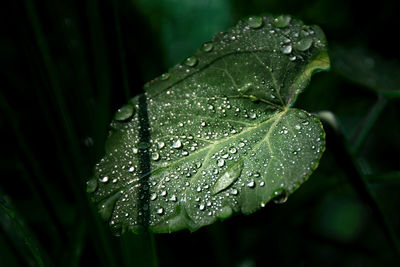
[199,204,205,211]
[132,147,139,154]
[296,110,308,119]
[294,37,313,51]
[274,15,291,28]
[247,180,255,188]
[86,178,98,193]
[150,193,157,201]
[100,176,109,183]
[156,207,164,215]
[201,42,214,52]
[170,195,177,202]
[114,104,134,121]
[217,206,232,219]
[229,147,237,154]
[259,181,265,187]
[182,150,189,156]
[281,45,292,54]
[295,124,301,130]
[99,191,121,221]
[211,161,243,195]
[231,188,238,195]
[273,190,289,204]
[161,72,170,80]
[184,56,198,67]
[247,16,263,28]
[128,166,135,172]
[217,159,225,167]
[152,152,160,161]
[160,190,167,196]
[172,139,182,149]
[158,141,165,149]
[201,121,207,127]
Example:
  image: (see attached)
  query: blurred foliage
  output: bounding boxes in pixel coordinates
[1,0,399,266]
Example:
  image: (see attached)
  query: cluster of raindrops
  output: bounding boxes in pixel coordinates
[146,14,325,92]
[89,14,328,233]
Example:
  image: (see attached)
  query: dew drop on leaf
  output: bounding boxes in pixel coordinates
[294,37,313,51]
[156,208,164,215]
[161,72,170,80]
[172,139,182,149]
[217,159,225,167]
[274,15,291,28]
[152,152,160,161]
[273,190,289,204]
[211,161,244,195]
[247,16,263,28]
[281,45,292,54]
[229,147,237,154]
[247,180,255,188]
[184,56,198,67]
[201,42,214,52]
[99,176,109,183]
[86,178,98,193]
[217,206,233,219]
[99,192,121,221]
[158,141,165,149]
[114,104,134,121]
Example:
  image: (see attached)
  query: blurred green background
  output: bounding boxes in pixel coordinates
[1,0,400,266]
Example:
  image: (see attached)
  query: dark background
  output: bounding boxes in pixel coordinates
[1,0,400,266]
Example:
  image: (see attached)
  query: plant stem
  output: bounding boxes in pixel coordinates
[351,94,387,154]
[322,112,400,258]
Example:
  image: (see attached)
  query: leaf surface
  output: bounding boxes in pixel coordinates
[88,15,329,233]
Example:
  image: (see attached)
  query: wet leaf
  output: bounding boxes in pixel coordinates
[89,15,330,233]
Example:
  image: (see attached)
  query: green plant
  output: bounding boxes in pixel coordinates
[2,1,400,266]
[88,14,330,234]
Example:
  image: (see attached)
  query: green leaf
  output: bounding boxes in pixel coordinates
[89,15,330,233]
[331,45,400,99]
